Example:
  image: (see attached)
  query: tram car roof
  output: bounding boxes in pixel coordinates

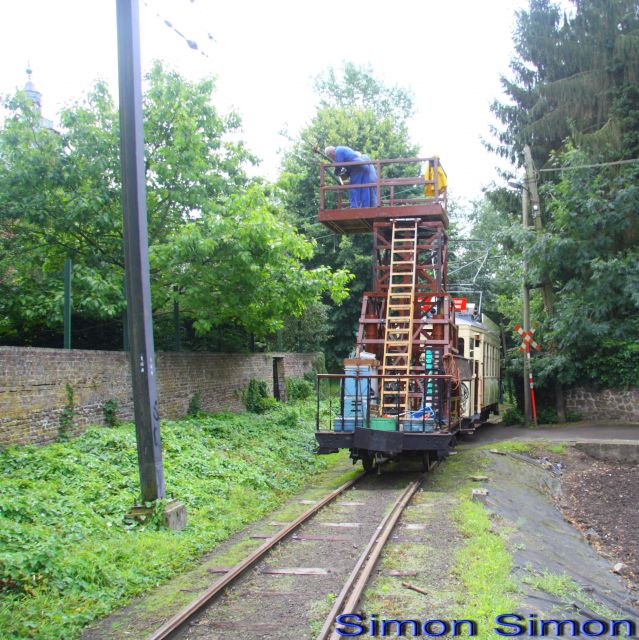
[455,305,500,335]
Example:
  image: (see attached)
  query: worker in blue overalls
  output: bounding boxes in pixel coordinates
[324,146,378,208]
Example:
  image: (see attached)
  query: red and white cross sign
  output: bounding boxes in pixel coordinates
[514,324,541,352]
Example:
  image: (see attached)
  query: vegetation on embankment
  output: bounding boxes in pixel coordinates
[0,401,339,640]
[431,451,518,631]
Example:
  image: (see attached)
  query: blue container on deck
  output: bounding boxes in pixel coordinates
[342,365,375,399]
[343,397,367,417]
[402,419,436,433]
[334,416,364,432]
[334,361,377,432]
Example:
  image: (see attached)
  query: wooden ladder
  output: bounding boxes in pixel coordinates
[381,220,419,415]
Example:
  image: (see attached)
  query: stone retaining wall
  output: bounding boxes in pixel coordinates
[0,347,320,446]
[566,386,639,423]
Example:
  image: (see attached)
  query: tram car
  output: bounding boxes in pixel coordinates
[455,305,501,433]
[313,155,500,470]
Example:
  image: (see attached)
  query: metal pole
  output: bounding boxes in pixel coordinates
[316,377,320,431]
[122,277,129,352]
[521,187,532,426]
[116,0,165,502]
[63,258,72,349]
[527,350,538,426]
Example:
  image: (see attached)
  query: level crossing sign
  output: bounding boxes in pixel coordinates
[514,324,541,353]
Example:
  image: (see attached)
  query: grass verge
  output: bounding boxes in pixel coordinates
[431,450,519,636]
[453,498,517,632]
[0,400,341,639]
[523,570,619,619]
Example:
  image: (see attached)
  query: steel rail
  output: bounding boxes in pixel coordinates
[147,471,366,640]
[316,474,425,640]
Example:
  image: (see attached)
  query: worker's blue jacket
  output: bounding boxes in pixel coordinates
[334,146,377,208]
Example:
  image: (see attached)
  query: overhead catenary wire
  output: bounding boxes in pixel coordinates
[538,157,639,173]
[141,0,212,57]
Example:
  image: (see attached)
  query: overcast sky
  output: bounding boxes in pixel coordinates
[1,0,529,202]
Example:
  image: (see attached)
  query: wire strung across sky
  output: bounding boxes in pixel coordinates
[142,0,213,58]
[538,157,639,173]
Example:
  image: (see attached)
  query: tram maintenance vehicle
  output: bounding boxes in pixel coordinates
[313,156,500,470]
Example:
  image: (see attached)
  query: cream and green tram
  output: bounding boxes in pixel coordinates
[455,309,501,433]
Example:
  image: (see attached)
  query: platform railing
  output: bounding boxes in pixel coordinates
[319,156,447,211]
[315,373,458,434]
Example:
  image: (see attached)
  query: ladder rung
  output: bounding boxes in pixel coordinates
[388,305,412,309]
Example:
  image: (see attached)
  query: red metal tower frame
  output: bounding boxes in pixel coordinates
[317,156,461,433]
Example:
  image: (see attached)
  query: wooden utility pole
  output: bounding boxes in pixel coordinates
[523,145,566,422]
[116,0,166,501]
[521,187,531,425]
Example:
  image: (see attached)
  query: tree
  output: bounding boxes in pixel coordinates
[314,62,415,122]
[483,0,639,411]
[277,300,332,353]
[490,0,639,166]
[0,62,350,349]
[278,64,419,367]
[526,147,639,387]
[150,184,351,341]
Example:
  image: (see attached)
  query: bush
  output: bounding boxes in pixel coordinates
[255,396,278,413]
[536,407,582,424]
[187,393,202,417]
[286,377,313,403]
[244,379,276,414]
[102,399,120,428]
[501,406,525,426]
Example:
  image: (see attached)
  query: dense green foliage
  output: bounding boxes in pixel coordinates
[0,62,350,350]
[477,0,639,401]
[490,0,639,165]
[0,403,335,639]
[279,63,419,367]
[529,149,639,386]
[285,377,313,402]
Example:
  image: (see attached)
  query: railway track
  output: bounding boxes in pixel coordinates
[148,464,434,640]
[315,475,424,640]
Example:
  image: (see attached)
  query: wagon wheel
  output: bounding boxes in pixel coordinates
[361,453,375,473]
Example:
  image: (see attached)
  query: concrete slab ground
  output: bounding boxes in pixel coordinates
[462,420,639,447]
